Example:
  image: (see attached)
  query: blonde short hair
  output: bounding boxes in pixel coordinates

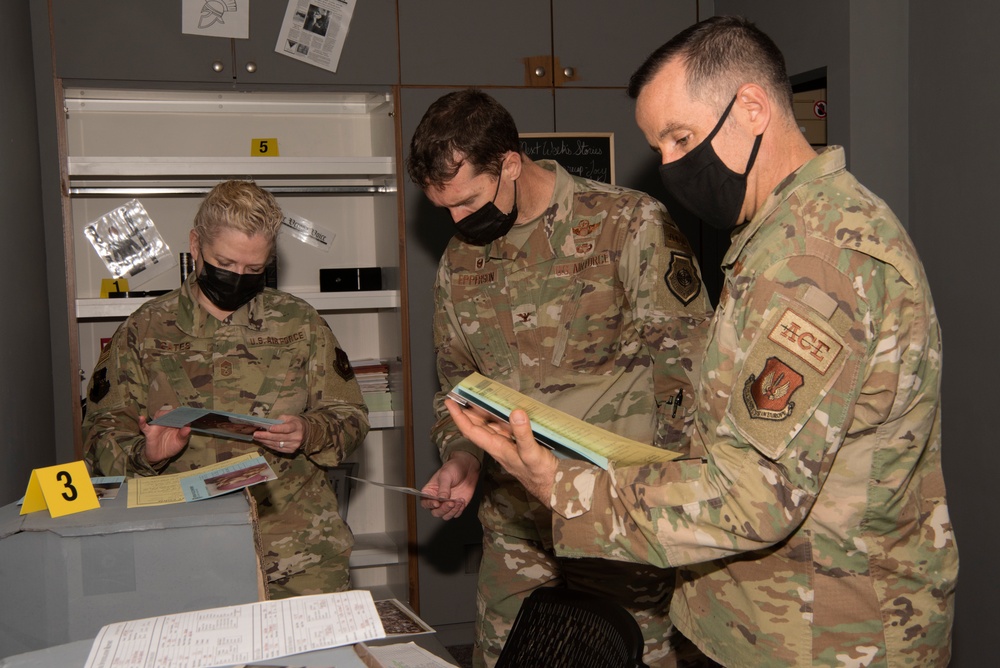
[193,180,283,249]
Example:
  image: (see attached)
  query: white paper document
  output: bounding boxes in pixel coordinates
[275,0,357,73]
[83,591,386,668]
[358,641,459,668]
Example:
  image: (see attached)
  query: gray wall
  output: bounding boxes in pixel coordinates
[715,1,910,223]
[718,1,987,662]
[910,2,998,664]
[0,0,56,504]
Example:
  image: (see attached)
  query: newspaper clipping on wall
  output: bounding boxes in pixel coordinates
[275,0,357,73]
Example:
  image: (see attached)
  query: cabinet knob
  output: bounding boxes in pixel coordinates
[245,61,258,74]
[534,66,546,78]
[211,61,225,73]
[563,67,575,78]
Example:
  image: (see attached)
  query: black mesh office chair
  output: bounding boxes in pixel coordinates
[495,587,648,668]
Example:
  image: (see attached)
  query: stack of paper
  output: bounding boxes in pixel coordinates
[83,591,386,668]
[353,358,391,412]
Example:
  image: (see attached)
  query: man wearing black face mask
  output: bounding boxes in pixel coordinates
[443,17,957,668]
[407,89,713,667]
[83,180,370,600]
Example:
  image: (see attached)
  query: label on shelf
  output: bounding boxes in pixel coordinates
[251,137,280,156]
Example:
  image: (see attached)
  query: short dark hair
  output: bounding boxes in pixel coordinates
[406,89,520,189]
[628,16,793,114]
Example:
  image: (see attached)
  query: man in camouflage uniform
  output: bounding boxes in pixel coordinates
[407,89,713,667]
[447,18,958,668]
[84,180,370,599]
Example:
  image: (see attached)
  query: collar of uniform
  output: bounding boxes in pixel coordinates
[176,274,266,336]
[722,146,847,269]
[490,159,578,262]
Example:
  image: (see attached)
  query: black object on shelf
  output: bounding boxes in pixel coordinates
[107,290,171,298]
[320,267,382,292]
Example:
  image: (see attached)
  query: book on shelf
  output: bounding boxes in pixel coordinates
[447,372,682,470]
[363,392,392,412]
[352,358,392,413]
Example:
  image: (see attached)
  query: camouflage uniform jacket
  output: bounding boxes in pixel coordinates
[433,160,712,541]
[549,147,957,666]
[84,277,370,589]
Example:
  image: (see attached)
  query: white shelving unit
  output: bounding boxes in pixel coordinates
[64,88,410,601]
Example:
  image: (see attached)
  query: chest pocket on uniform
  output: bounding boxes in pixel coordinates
[551,277,623,374]
[452,287,515,376]
[143,340,213,410]
[262,346,308,416]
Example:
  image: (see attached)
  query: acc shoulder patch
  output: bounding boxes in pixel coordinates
[730,303,848,460]
[664,251,702,305]
[334,347,355,381]
[743,356,804,420]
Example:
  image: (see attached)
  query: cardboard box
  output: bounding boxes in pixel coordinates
[0,487,266,658]
[793,88,827,146]
[797,119,828,146]
[793,88,827,120]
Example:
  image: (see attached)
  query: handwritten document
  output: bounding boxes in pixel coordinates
[83,591,386,668]
[449,373,682,469]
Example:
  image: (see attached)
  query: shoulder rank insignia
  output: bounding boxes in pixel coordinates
[743,356,804,420]
[334,347,355,381]
[664,251,701,305]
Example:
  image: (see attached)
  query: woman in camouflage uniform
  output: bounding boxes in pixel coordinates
[84,180,370,599]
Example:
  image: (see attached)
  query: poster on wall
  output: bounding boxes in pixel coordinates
[181,0,250,39]
[274,0,357,73]
[518,133,616,185]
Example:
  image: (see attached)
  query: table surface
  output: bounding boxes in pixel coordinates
[1,483,254,540]
[0,634,457,667]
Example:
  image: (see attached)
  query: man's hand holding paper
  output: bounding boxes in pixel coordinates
[445,398,558,510]
[419,450,482,520]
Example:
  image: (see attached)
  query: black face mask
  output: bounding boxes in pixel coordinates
[658,95,762,231]
[454,176,518,245]
[196,259,267,312]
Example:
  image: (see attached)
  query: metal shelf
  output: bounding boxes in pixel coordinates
[67,156,395,178]
[349,531,407,568]
[366,411,401,430]
[75,290,400,318]
[69,184,397,196]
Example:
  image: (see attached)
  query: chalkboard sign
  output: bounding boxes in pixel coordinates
[518,133,615,184]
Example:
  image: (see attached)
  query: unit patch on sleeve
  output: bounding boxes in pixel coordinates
[664,251,701,305]
[729,302,850,460]
[768,308,842,373]
[89,368,111,404]
[743,356,804,420]
[334,347,355,381]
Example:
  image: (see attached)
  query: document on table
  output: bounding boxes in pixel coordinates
[356,641,459,668]
[126,452,273,507]
[83,590,386,668]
